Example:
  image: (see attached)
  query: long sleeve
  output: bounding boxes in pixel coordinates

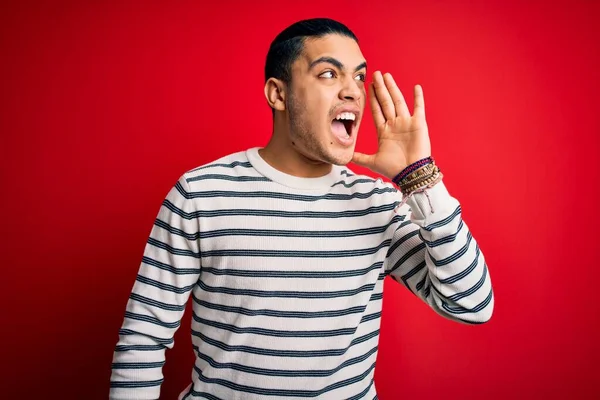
[109,175,202,399]
[384,181,494,324]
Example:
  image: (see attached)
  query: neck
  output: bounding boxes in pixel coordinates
[259,120,332,179]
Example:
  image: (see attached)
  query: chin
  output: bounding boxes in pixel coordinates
[325,147,354,166]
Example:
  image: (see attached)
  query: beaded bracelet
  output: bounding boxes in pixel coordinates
[399,156,434,179]
[392,156,434,184]
[392,158,442,197]
[401,168,441,194]
[398,164,437,187]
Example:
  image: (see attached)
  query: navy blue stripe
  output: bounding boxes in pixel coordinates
[189,160,252,173]
[192,312,379,340]
[118,329,173,346]
[398,260,426,293]
[201,261,383,279]
[192,345,378,378]
[191,362,375,397]
[183,391,222,400]
[442,287,493,314]
[111,361,165,369]
[114,344,164,352]
[192,314,356,338]
[423,285,431,298]
[399,259,426,283]
[438,245,481,284]
[446,263,488,302]
[385,223,418,257]
[175,181,396,202]
[123,311,179,329]
[187,174,271,183]
[461,317,492,325]
[154,218,200,241]
[130,293,186,312]
[136,274,195,294]
[201,239,391,259]
[129,292,185,312]
[198,280,375,299]
[415,275,427,292]
[110,378,163,388]
[147,237,201,258]
[420,220,464,247]
[423,205,461,231]
[124,311,180,329]
[142,255,199,275]
[431,232,473,267]
[192,329,379,358]
[331,178,377,188]
[370,292,383,301]
[347,379,375,400]
[163,199,397,219]
[340,170,355,177]
[197,217,403,240]
[192,293,367,318]
[388,242,426,274]
[360,312,381,323]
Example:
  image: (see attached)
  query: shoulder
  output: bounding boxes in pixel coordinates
[184,150,251,177]
[177,149,265,191]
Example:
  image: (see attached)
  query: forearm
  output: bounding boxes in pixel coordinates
[109,271,191,399]
[388,181,494,324]
[109,176,201,399]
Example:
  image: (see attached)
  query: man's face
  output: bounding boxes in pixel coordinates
[286,34,367,166]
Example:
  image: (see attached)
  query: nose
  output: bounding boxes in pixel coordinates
[339,76,363,102]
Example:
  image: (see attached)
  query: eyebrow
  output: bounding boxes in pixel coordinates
[309,56,367,73]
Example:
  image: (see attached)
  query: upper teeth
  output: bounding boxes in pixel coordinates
[335,112,356,121]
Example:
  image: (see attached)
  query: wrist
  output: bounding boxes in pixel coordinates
[392,156,434,183]
[391,156,442,196]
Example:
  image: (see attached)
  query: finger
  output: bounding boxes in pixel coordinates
[368,82,386,127]
[383,73,410,118]
[413,84,426,118]
[372,71,396,121]
[351,152,376,169]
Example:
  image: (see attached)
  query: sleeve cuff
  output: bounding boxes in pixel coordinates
[404,180,456,224]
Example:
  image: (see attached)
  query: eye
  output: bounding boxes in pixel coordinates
[355,73,366,82]
[319,70,336,79]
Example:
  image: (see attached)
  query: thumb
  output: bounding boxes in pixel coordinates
[351,152,376,168]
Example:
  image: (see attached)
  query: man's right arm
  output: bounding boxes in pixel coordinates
[109,175,201,400]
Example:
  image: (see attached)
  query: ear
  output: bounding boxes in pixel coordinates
[264,78,286,112]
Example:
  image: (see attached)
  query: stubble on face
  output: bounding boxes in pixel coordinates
[283,35,365,167]
[286,82,359,167]
[286,89,352,166]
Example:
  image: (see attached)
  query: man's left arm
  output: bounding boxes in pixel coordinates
[384,181,493,324]
[352,71,493,323]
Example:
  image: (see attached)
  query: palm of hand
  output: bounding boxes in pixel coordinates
[353,71,432,179]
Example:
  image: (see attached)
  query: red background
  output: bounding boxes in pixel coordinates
[1,1,598,399]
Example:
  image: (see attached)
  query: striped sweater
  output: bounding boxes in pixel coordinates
[109,147,494,400]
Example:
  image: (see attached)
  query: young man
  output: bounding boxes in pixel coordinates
[109,18,493,400]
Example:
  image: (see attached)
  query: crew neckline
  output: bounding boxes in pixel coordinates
[246,147,343,190]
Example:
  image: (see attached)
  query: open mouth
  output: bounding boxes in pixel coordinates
[331,112,356,142]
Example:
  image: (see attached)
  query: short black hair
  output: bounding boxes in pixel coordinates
[264,18,358,84]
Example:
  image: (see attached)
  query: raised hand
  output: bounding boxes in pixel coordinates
[352,71,431,180]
